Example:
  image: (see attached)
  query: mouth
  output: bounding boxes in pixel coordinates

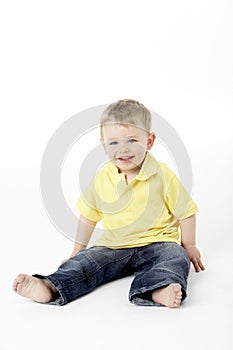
[117,156,135,162]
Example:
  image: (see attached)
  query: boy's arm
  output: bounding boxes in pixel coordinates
[180,214,205,272]
[61,215,97,264]
[71,215,97,256]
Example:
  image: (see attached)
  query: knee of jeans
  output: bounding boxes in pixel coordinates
[175,250,190,278]
[180,246,191,269]
[170,245,190,266]
[161,245,190,277]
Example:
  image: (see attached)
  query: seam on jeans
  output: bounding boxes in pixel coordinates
[163,254,182,262]
[149,267,186,280]
[158,249,189,263]
[82,252,133,279]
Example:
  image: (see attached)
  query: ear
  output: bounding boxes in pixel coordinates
[146,132,156,150]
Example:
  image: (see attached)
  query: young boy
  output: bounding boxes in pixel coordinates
[13,99,205,307]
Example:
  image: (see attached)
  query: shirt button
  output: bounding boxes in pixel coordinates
[117,176,122,182]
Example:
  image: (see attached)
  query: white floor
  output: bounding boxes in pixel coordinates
[1,204,233,350]
[2,263,233,350]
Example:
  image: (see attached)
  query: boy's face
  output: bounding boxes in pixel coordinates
[101,123,155,175]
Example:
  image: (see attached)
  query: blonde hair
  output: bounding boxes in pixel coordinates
[100,99,151,137]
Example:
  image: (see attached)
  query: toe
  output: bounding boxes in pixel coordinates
[173,283,182,292]
[15,274,25,284]
[13,275,22,291]
[13,274,22,287]
[174,300,181,307]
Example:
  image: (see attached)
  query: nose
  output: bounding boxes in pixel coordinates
[118,141,130,154]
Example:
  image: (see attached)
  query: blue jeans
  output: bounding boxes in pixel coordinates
[34,242,190,306]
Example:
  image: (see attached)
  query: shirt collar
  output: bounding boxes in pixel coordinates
[107,152,158,181]
[136,152,159,181]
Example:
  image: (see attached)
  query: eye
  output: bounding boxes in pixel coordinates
[128,139,138,143]
[108,141,118,146]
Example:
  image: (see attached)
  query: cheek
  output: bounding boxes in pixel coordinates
[104,146,116,158]
[134,143,147,156]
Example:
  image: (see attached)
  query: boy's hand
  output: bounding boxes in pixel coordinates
[59,245,86,266]
[60,252,78,266]
[184,245,205,272]
[60,258,68,266]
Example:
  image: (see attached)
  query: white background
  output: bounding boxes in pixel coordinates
[1,1,233,350]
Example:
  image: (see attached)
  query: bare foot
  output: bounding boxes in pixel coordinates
[152,283,182,308]
[13,274,57,303]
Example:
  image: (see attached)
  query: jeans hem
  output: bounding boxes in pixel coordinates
[33,274,68,306]
[129,279,187,306]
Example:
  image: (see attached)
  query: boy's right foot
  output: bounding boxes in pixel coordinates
[13,274,57,303]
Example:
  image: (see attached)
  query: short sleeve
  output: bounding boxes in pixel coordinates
[77,179,103,222]
[165,175,198,220]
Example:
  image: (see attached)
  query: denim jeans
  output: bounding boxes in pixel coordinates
[34,242,190,306]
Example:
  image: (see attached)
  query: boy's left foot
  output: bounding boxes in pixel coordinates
[152,283,182,308]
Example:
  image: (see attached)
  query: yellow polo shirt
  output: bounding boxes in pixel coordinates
[77,152,198,249]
